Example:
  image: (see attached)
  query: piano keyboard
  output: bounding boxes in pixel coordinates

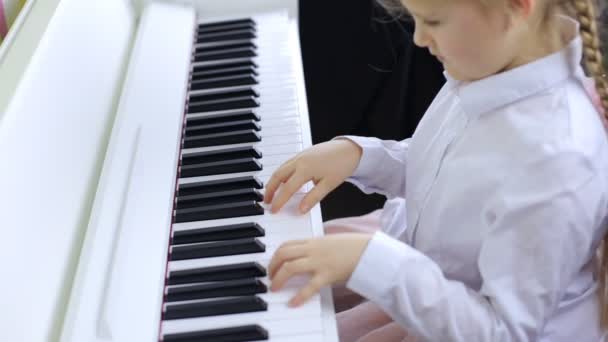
[158,12,333,342]
[32,2,339,341]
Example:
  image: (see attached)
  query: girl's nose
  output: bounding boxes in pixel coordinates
[413,24,430,48]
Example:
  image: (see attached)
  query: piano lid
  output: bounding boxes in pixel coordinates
[0,0,135,340]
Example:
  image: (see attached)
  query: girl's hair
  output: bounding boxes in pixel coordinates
[378,0,608,329]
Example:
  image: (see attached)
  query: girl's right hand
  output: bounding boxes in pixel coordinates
[263,139,363,214]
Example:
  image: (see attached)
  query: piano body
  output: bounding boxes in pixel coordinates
[0,0,338,341]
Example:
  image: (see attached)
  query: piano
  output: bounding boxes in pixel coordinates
[0,0,339,341]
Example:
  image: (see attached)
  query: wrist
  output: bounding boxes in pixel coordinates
[335,137,363,162]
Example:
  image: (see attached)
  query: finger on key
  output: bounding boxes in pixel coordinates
[298,178,332,214]
[264,161,295,204]
[268,243,308,278]
[270,258,313,292]
[271,173,309,213]
[289,274,327,307]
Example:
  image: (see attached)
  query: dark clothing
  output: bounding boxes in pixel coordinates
[299,1,445,220]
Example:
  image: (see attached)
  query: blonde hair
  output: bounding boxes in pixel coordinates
[378,0,608,329]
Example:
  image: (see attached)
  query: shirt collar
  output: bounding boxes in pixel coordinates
[451,16,584,119]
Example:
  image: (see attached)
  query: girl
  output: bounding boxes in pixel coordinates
[264,0,608,341]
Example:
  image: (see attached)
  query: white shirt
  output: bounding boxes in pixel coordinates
[343,18,608,342]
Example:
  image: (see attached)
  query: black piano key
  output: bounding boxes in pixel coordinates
[197,30,257,44]
[180,157,262,178]
[192,59,258,74]
[183,130,261,149]
[174,200,265,223]
[163,324,268,342]
[170,238,265,261]
[190,75,258,92]
[178,176,263,197]
[186,119,261,136]
[182,146,262,165]
[197,28,256,39]
[198,18,255,30]
[197,20,256,34]
[194,47,257,62]
[188,95,258,113]
[165,278,267,302]
[168,262,266,285]
[192,60,257,74]
[195,42,256,54]
[176,188,264,209]
[186,110,260,127]
[164,296,267,320]
[172,222,265,245]
[189,89,259,103]
[191,66,258,81]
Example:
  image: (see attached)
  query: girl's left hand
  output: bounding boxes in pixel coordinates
[268,233,373,307]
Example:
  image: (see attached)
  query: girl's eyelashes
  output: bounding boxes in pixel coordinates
[411,14,442,27]
[423,20,441,27]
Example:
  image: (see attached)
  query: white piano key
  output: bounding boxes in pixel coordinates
[258,102,300,113]
[172,191,309,222]
[191,108,298,120]
[182,141,301,156]
[168,241,294,271]
[258,106,298,115]
[261,125,300,136]
[176,158,309,184]
[172,206,311,232]
[162,317,323,340]
[188,85,261,97]
[182,125,299,141]
[185,116,300,130]
[180,135,303,157]
[163,293,320,319]
[256,126,300,138]
[269,334,327,342]
[246,153,292,169]
[259,142,301,154]
[186,107,298,120]
[164,279,320,307]
[161,301,322,337]
[173,226,312,241]
[255,80,296,90]
[257,97,298,107]
[185,105,299,119]
[171,227,312,246]
[260,117,300,128]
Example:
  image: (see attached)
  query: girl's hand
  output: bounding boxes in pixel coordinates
[263,139,363,214]
[268,233,373,307]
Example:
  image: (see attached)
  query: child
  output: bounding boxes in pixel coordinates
[264,0,608,341]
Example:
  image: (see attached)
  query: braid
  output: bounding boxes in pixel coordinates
[573,0,608,111]
[572,0,608,330]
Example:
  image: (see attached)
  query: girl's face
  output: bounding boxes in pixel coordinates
[402,0,522,82]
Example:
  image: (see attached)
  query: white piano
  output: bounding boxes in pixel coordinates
[0,0,339,341]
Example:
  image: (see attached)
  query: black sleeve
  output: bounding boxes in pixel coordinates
[299,0,445,220]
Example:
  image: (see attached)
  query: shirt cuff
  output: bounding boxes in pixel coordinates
[346,231,419,301]
[333,135,386,192]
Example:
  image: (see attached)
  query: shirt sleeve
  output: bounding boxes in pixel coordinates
[335,135,410,199]
[346,148,606,341]
[380,198,410,242]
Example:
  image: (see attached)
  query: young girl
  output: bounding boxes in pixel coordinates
[264,0,608,341]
